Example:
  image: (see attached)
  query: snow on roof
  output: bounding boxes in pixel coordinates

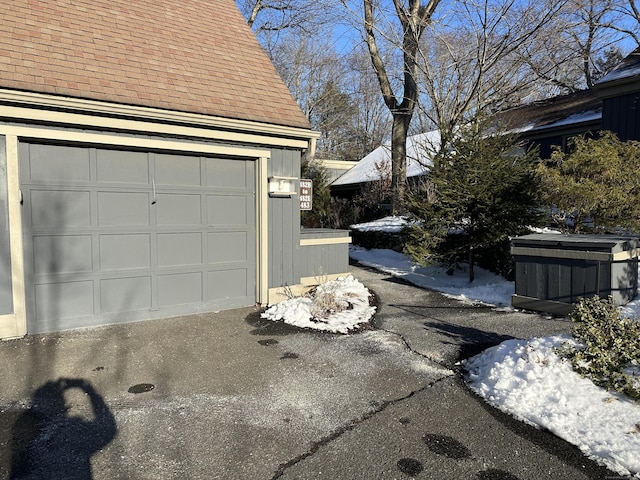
[597,47,640,85]
[529,108,602,131]
[332,130,440,186]
[495,89,601,133]
[334,102,601,189]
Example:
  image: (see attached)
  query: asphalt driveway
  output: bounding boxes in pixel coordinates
[0,265,617,479]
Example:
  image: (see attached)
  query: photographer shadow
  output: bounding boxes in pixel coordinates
[10,378,117,480]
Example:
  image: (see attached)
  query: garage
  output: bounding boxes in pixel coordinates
[19,142,256,333]
[0,0,324,338]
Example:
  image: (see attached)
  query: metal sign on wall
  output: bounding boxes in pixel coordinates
[300,179,312,211]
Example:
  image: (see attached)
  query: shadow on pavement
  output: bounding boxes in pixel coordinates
[245,310,311,336]
[10,378,116,480]
[421,320,515,361]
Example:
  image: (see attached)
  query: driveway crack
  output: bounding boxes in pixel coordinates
[269,376,451,480]
[377,324,456,373]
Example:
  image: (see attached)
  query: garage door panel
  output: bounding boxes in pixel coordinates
[99,234,151,270]
[158,272,203,306]
[207,195,250,225]
[100,276,152,313]
[205,157,252,188]
[155,153,201,186]
[208,231,249,264]
[97,150,149,184]
[98,192,150,226]
[156,193,201,226]
[28,144,91,182]
[30,190,91,229]
[33,235,93,274]
[35,281,94,321]
[158,233,202,266]
[207,268,249,301]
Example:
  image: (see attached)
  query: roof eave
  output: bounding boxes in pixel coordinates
[595,76,640,99]
[0,88,320,146]
[520,118,602,141]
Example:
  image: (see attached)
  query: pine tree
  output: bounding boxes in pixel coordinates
[404,125,543,282]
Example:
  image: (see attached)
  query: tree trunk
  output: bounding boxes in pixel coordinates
[468,246,475,283]
[390,113,411,215]
[362,0,440,217]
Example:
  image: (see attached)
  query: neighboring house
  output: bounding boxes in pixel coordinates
[331,130,440,198]
[315,159,359,184]
[0,0,350,338]
[331,47,640,198]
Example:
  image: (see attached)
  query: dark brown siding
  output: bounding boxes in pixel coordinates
[602,93,640,141]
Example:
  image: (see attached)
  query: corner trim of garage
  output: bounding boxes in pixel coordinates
[0,135,26,339]
[257,156,269,306]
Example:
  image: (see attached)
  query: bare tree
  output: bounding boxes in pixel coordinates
[346,0,566,214]
[352,0,442,215]
[611,0,640,45]
[236,0,333,52]
[238,0,325,32]
[417,0,566,146]
[519,0,633,93]
[269,34,392,162]
[341,46,392,161]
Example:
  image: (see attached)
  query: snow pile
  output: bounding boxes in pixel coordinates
[349,245,514,307]
[465,336,640,477]
[351,216,407,233]
[261,276,375,333]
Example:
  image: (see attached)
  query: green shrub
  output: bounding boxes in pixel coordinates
[557,296,640,400]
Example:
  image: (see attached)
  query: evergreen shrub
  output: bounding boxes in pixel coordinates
[557,296,640,400]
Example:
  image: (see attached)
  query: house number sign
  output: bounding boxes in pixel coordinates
[300,179,312,211]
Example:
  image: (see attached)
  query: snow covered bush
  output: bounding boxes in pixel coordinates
[261,276,376,334]
[557,296,640,400]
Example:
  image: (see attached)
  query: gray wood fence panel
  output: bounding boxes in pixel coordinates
[296,229,351,280]
[514,255,638,307]
[297,243,349,280]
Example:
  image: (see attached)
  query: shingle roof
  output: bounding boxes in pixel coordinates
[0,0,311,129]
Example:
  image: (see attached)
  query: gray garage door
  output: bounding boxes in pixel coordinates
[19,142,256,333]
